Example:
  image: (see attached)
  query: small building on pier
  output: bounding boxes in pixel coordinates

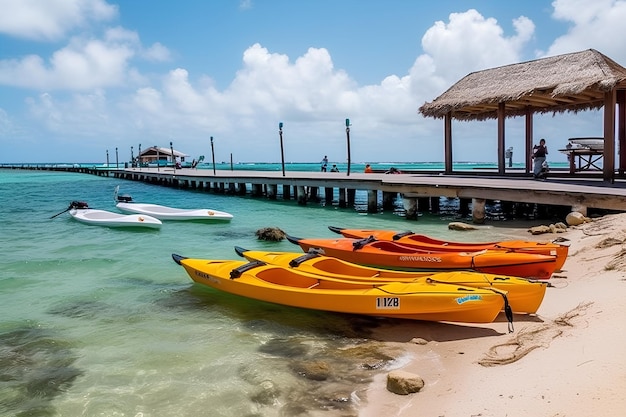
[139,146,189,166]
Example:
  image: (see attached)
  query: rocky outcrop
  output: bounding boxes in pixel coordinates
[386,370,425,395]
[255,227,286,241]
[448,222,478,231]
[566,211,591,226]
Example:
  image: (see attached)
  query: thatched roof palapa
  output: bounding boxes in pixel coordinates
[419,49,626,121]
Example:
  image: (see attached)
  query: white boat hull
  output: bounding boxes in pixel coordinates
[69,209,162,229]
[115,202,233,221]
[568,137,604,150]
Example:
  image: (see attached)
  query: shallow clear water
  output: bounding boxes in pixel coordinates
[0,169,527,416]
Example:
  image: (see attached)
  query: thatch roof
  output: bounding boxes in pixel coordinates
[419,49,626,121]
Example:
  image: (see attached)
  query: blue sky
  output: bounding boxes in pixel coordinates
[1,0,625,164]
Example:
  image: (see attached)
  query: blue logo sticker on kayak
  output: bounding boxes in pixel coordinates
[455,294,482,304]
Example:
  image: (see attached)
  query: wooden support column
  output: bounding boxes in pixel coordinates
[418,197,430,213]
[267,184,277,200]
[324,187,334,205]
[252,184,263,196]
[472,198,486,224]
[282,184,291,200]
[571,204,587,216]
[525,107,533,174]
[444,113,453,174]
[309,186,319,202]
[346,189,356,207]
[430,196,440,213]
[382,191,395,210]
[402,196,418,220]
[228,183,236,193]
[604,90,617,182]
[238,183,247,195]
[338,188,346,208]
[296,186,307,205]
[459,198,470,217]
[497,102,505,175]
[367,190,378,213]
[618,90,626,174]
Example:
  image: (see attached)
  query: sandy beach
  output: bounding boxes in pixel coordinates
[361,213,626,417]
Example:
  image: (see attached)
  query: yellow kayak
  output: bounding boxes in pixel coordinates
[172,254,509,324]
[234,247,547,314]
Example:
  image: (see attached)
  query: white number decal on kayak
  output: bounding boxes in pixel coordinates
[376,297,400,309]
[398,255,442,262]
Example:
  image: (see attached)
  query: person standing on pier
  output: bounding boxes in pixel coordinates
[321,155,328,172]
[532,138,548,178]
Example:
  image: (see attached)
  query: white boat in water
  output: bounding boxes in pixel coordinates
[114,186,233,221]
[68,202,162,229]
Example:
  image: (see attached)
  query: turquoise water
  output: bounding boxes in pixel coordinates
[0,169,528,416]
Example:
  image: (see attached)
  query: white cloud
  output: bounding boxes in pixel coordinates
[143,42,171,62]
[0,25,167,90]
[239,0,253,11]
[0,36,134,90]
[0,0,117,41]
[420,9,533,85]
[546,0,626,62]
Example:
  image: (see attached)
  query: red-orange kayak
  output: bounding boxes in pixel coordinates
[287,235,558,279]
[328,226,569,271]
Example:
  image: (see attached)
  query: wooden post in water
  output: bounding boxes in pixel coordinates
[296,186,307,205]
[345,118,351,176]
[418,197,430,214]
[338,188,346,208]
[170,141,175,173]
[347,189,356,207]
[367,190,378,213]
[210,136,216,175]
[430,196,440,213]
[472,198,486,224]
[402,196,418,220]
[382,192,395,211]
[279,122,285,177]
[324,187,333,205]
[267,184,278,200]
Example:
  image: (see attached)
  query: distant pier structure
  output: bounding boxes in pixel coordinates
[5,164,624,222]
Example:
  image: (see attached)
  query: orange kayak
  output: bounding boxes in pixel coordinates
[328,226,569,271]
[235,247,548,314]
[287,235,558,279]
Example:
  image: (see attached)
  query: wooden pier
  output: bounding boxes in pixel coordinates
[4,164,626,222]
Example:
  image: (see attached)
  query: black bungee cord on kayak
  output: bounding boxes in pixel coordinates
[352,235,377,250]
[500,292,514,333]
